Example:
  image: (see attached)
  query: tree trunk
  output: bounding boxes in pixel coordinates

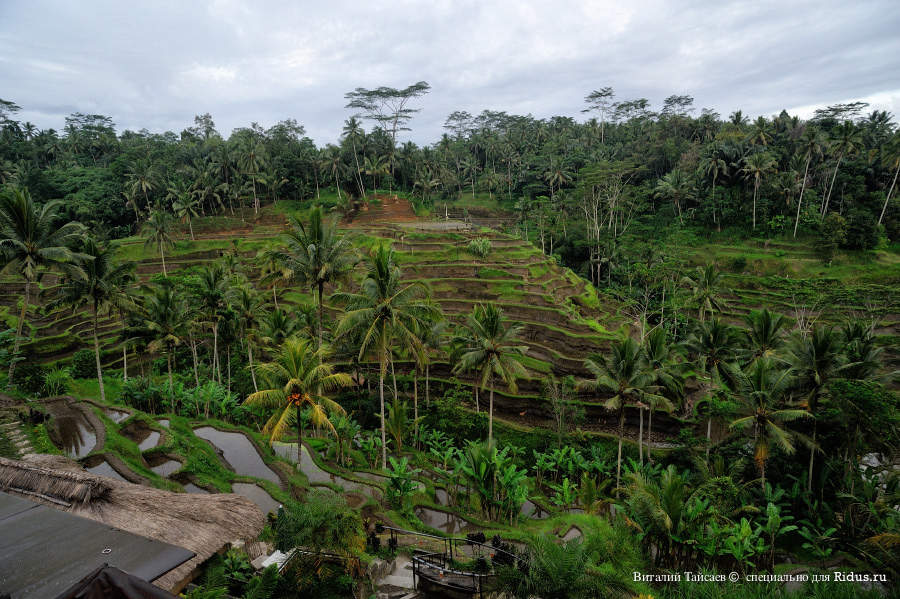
[297,406,303,463]
[752,180,759,230]
[317,282,324,348]
[488,384,495,445]
[272,285,278,309]
[794,154,811,237]
[189,334,200,388]
[616,408,624,498]
[248,341,258,393]
[807,421,817,493]
[122,343,128,382]
[8,279,31,386]
[213,323,221,384]
[92,304,106,403]
[160,245,167,277]
[379,367,387,469]
[822,153,843,217]
[638,407,644,464]
[425,362,430,406]
[227,347,231,395]
[706,417,712,461]
[879,160,899,225]
[647,408,653,464]
[413,368,418,448]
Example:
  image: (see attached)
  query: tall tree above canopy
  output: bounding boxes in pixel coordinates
[582,87,615,144]
[344,81,431,147]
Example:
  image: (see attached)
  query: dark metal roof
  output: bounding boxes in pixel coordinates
[0,492,194,599]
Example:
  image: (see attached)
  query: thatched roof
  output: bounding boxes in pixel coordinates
[0,455,267,593]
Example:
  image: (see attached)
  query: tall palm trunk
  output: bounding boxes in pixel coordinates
[297,405,303,463]
[379,366,387,469]
[212,322,221,384]
[317,282,324,348]
[638,406,644,464]
[425,362,430,406]
[879,160,899,225]
[794,154,812,237]
[188,218,195,241]
[822,153,843,217]
[615,408,624,498]
[807,422,817,493]
[92,303,106,403]
[706,417,712,461]
[752,179,759,230]
[247,341,258,392]
[159,245,167,277]
[8,279,31,386]
[488,377,495,445]
[122,344,128,382]
[647,407,653,464]
[413,367,419,448]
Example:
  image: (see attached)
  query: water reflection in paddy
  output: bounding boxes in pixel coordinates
[104,408,130,423]
[46,401,96,458]
[194,427,280,484]
[273,442,382,500]
[85,460,126,482]
[232,483,280,514]
[158,419,169,428]
[414,507,479,535]
[138,431,161,451]
[148,458,181,477]
[521,500,550,519]
[183,483,210,494]
[435,488,449,506]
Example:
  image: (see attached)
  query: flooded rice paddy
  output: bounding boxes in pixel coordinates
[194,426,280,484]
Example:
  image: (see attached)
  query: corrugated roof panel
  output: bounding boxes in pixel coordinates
[0,492,194,599]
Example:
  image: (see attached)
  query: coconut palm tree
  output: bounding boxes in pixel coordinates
[581,337,665,497]
[822,121,861,217]
[728,358,810,489]
[239,139,265,214]
[784,326,846,492]
[699,147,728,228]
[840,320,884,380]
[334,244,439,468]
[195,263,228,384]
[127,160,156,213]
[641,327,680,462]
[681,264,726,322]
[682,318,741,457]
[50,238,135,403]
[142,280,189,402]
[232,285,266,393]
[142,209,174,276]
[741,151,777,230]
[245,337,351,462]
[0,188,87,386]
[267,206,355,348]
[742,308,790,363]
[654,169,689,223]
[794,127,825,237]
[453,303,528,445]
[170,189,201,241]
[260,308,302,348]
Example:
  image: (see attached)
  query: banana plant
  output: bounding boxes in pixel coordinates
[723,518,765,574]
[550,477,579,509]
[387,456,420,510]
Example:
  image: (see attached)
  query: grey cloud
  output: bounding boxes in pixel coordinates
[1,0,898,145]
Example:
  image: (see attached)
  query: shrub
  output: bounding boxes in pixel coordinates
[119,376,170,414]
[728,256,748,272]
[42,367,72,396]
[815,213,847,264]
[15,361,46,395]
[70,349,96,379]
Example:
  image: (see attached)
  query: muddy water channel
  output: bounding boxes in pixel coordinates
[273,442,383,500]
[83,458,126,482]
[193,427,280,484]
[45,400,96,458]
[104,408,130,423]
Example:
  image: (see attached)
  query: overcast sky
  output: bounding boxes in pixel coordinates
[1,0,898,145]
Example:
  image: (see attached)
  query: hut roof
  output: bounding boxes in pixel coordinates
[0,455,266,593]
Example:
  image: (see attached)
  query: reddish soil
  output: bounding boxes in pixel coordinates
[345,195,418,225]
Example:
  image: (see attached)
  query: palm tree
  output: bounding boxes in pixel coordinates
[232,285,265,393]
[50,238,135,403]
[127,160,156,213]
[681,264,726,322]
[453,304,528,445]
[334,244,439,468]
[784,326,846,492]
[195,263,228,384]
[728,358,810,490]
[654,169,689,223]
[323,147,346,202]
[267,206,355,347]
[742,152,777,230]
[641,327,680,462]
[794,127,825,237]
[878,133,900,226]
[260,308,301,348]
[742,309,790,363]
[840,320,884,380]
[239,139,265,214]
[0,188,87,385]
[170,190,201,241]
[682,318,740,457]
[581,337,665,497]
[822,121,861,217]
[142,210,174,276]
[245,337,351,462]
[700,147,728,228]
[363,155,389,195]
[142,281,189,401]
[341,117,367,197]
